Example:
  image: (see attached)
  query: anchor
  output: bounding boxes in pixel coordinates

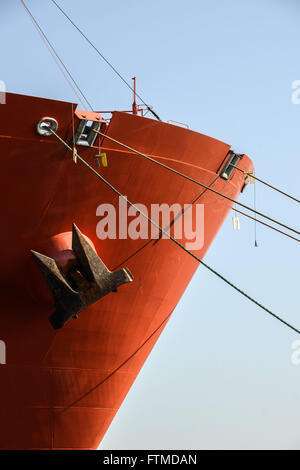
[31,224,133,329]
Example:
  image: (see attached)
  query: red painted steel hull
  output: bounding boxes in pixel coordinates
[0,93,253,449]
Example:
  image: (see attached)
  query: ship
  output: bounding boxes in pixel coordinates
[0,89,253,449]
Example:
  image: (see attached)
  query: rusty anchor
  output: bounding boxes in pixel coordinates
[31,224,133,329]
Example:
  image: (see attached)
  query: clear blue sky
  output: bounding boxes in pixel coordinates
[1,0,300,450]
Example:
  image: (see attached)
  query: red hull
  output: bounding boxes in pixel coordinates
[0,93,253,449]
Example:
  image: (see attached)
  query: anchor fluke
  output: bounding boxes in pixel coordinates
[31,225,133,329]
[72,223,108,283]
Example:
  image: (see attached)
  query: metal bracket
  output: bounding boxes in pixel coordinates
[220,152,242,180]
[31,224,133,329]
